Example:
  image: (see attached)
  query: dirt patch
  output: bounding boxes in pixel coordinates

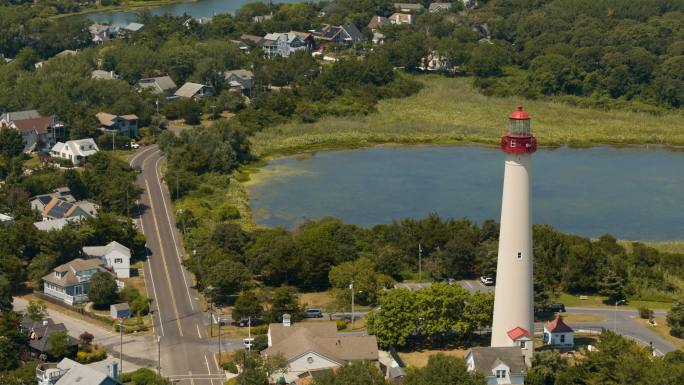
[398,349,469,368]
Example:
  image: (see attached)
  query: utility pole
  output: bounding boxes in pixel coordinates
[350,279,355,330]
[119,320,123,373]
[418,243,423,282]
[112,132,115,151]
[614,299,625,332]
[218,317,222,365]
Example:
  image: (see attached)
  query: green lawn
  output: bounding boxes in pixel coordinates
[251,75,684,157]
[557,293,673,310]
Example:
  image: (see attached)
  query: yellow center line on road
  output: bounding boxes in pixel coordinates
[145,178,184,337]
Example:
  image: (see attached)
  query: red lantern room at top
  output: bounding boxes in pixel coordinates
[501,105,537,154]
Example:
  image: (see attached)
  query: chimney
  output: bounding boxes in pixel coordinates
[43,320,49,326]
[107,362,118,380]
[282,313,291,327]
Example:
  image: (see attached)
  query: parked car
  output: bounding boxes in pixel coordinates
[305,308,323,318]
[130,142,140,149]
[535,303,566,314]
[480,276,494,286]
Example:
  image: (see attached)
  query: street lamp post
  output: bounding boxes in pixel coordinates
[157,336,161,375]
[350,279,355,330]
[614,299,626,332]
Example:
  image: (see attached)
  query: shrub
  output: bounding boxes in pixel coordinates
[336,319,348,331]
[131,296,150,316]
[252,335,268,352]
[251,325,269,335]
[79,331,94,345]
[52,157,73,167]
[216,204,241,221]
[76,344,107,363]
[639,307,654,319]
[223,361,238,374]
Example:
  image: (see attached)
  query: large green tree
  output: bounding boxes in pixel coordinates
[313,361,389,385]
[88,272,118,308]
[404,354,485,385]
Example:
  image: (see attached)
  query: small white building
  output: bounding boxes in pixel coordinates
[51,138,99,165]
[82,241,131,278]
[543,315,574,347]
[465,346,527,385]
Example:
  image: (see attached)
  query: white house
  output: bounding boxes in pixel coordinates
[82,241,131,278]
[51,138,99,165]
[466,346,527,385]
[174,82,213,99]
[543,315,574,347]
[36,358,121,385]
[263,316,379,383]
[42,258,109,305]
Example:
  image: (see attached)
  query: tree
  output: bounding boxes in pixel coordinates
[123,368,171,385]
[79,331,94,346]
[366,289,418,347]
[0,274,12,313]
[26,299,47,321]
[232,350,288,385]
[598,270,626,304]
[666,300,684,338]
[232,290,263,321]
[467,43,509,77]
[0,129,24,159]
[264,286,304,323]
[313,360,389,385]
[404,354,485,385]
[204,260,251,305]
[525,350,567,385]
[88,272,118,308]
[47,331,72,359]
[328,257,393,307]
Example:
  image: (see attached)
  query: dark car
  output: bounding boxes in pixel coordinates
[305,308,323,318]
[536,303,566,314]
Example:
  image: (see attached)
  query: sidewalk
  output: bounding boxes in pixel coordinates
[13,297,158,372]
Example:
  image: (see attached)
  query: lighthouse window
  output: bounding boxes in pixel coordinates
[510,140,516,147]
[517,252,522,259]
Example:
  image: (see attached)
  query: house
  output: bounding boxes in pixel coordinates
[373,32,386,45]
[83,241,131,278]
[34,218,79,232]
[224,69,254,96]
[36,358,122,385]
[231,39,251,53]
[543,315,574,347]
[21,318,79,358]
[55,50,79,59]
[0,213,14,224]
[174,82,213,99]
[0,110,66,152]
[389,13,414,25]
[38,196,98,221]
[122,22,144,33]
[393,3,424,12]
[240,34,264,44]
[368,16,390,31]
[111,303,131,320]
[378,348,405,383]
[88,23,111,44]
[310,24,364,45]
[30,187,76,212]
[96,112,139,137]
[50,138,99,166]
[137,76,178,97]
[507,326,534,365]
[262,315,379,383]
[260,32,313,58]
[252,13,273,23]
[421,50,449,71]
[465,346,527,385]
[429,2,452,12]
[42,258,110,305]
[92,70,120,80]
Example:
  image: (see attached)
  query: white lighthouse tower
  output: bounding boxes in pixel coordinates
[490,106,536,360]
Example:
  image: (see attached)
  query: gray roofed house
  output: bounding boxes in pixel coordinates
[30,187,76,212]
[38,196,97,221]
[96,112,139,137]
[42,258,109,305]
[50,138,99,166]
[0,110,41,121]
[137,76,178,97]
[174,82,213,99]
[465,346,527,385]
[33,217,79,231]
[429,2,452,12]
[310,24,364,45]
[92,70,120,80]
[122,22,144,32]
[263,319,379,383]
[83,241,131,278]
[224,69,254,95]
[21,318,78,356]
[36,358,122,385]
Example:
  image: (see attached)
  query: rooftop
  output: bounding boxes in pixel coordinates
[467,346,527,376]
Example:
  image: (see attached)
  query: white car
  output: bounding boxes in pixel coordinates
[130,142,140,149]
[480,276,494,286]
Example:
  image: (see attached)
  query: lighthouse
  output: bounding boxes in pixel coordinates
[490,106,536,360]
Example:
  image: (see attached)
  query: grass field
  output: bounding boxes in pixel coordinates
[251,75,684,157]
[636,317,684,350]
[560,313,606,323]
[557,293,673,310]
[398,348,469,368]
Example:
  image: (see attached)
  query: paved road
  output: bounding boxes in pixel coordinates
[130,146,224,384]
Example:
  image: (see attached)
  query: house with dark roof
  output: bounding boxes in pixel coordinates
[137,76,178,97]
[37,197,98,221]
[543,315,574,347]
[21,318,78,358]
[96,112,139,137]
[368,16,390,31]
[43,258,110,305]
[465,346,527,385]
[30,187,75,212]
[260,32,314,58]
[263,316,379,383]
[0,110,66,152]
[310,24,364,45]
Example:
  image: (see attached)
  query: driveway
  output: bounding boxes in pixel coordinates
[13,297,157,372]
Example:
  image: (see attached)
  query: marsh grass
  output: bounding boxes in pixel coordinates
[252,75,684,156]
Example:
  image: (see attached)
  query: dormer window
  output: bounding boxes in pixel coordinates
[519,340,527,349]
[496,370,507,378]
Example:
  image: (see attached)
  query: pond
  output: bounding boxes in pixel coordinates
[84,0,309,26]
[247,146,684,241]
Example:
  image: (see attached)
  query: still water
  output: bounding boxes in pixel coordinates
[247,146,684,241]
[84,0,308,26]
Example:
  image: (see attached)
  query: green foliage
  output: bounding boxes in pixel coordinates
[0,274,12,313]
[638,307,654,320]
[312,360,389,385]
[404,354,485,385]
[599,270,627,304]
[47,331,72,359]
[119,286,150,316]
[666,300,684,338]
[525,350,568,385]
[26,299,47,321]
[120,368,171,385]
[81,152,143,215]
[231,350,288,385]
[88,272,118,308]
[264,285,304,323]
[232,290,263,321]
[329,257,394,306]
[76,343,107,364]
[204,260,251,305]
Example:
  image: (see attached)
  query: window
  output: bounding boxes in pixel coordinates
[560,334,565,343]
[114,258,123,264]
[519,341,526,349]
[496,370,506,378]
[517,252,522,259]
[307,357,314,364]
